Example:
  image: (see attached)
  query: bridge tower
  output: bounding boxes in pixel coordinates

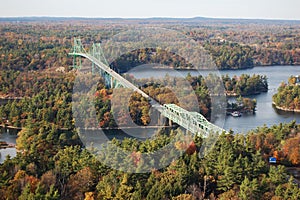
[71,38,86,69]
[69,37,227,137]
[70,38,121,89]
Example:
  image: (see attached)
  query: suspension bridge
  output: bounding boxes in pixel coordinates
[69,38,226,138]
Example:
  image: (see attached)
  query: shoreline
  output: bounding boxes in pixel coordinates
[0,124,22,130]
[0,124,175,132]
[132,64,300,72]
[80,125,175,131]
[272,102,300,113]
[0,141,16,149]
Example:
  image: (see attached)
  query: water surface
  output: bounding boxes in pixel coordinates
[128,65,300,133]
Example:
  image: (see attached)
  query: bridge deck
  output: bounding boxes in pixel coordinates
[70,51,226,137]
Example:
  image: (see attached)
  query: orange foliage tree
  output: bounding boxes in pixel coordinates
[282,136,300,165]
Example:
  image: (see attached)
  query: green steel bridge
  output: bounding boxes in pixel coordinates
[69,38,226,138]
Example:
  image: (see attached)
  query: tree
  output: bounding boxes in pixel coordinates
[239,177,260,200]
[274,177,300,200]
[18,184,35,200]
[115,174,133,199]
[53,146,95,197]
[217,167,236,192]
[172,194,195,200]
[66,167,96,200]
[45,185,60,200]
[131,182,142,200]
[282,136,300,165]
[268,166,288,187]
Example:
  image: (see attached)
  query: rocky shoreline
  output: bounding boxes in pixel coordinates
[0,141,15,149]
[272,102,300,113]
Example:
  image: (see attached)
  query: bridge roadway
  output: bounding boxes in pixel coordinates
[69,52,226,137]
[69,53,151,98]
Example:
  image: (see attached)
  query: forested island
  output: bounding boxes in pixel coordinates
[0,70,265,128]
[273,76,300,112]
[0,18,299,199]
[222,74,268,96]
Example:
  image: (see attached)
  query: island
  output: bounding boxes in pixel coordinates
[273,76,300,112]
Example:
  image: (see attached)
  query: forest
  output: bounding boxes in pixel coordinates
[1,19,300,72]
[0,69,299,199]
[0,120,299,199]
[0,19,299,199]
[273,76,300,112]
[0,70,264,128]
[222,74,268,96]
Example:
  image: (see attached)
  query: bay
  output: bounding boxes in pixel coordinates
[127,65,300,133]
[1,65,300,162]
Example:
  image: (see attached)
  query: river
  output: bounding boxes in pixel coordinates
[0,128,17,163]
[1,65,300,162]
[127,65,300,133]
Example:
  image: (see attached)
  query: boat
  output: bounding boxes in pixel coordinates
[231,111,242,117]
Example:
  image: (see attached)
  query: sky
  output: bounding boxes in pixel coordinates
[1,0,300,20]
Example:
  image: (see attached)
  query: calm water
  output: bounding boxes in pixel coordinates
[1,65,300,162]
[0,129,17,163]
[128,65,300,133]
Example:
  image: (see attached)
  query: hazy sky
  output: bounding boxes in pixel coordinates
[1,0,300,20]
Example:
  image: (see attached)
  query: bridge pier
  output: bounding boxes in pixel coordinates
[159,114,165,126]
[158,113,167,126]
[168,118,172,127]
[110,76,114,88]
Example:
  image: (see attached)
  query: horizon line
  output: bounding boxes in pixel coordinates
[0,15,300,21]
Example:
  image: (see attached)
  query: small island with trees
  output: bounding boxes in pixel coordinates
[222,74,268,115]
[273,76,300,112]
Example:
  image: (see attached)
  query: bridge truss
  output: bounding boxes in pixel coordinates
[69,38,226,137]
[162,104,225,138]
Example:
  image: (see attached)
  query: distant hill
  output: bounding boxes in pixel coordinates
[0,16,300,25]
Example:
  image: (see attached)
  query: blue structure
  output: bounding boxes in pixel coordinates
[269,157,277,164]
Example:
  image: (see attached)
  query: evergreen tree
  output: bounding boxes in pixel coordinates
[239,177,260,200]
